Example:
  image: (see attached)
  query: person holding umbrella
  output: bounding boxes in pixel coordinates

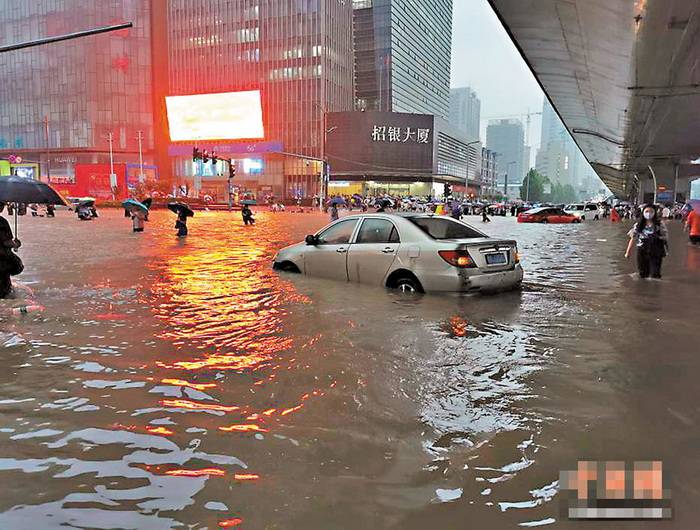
[168,202,194,237]
[242,203,255,225]
[122,198,150,233]
[0,216,23,299]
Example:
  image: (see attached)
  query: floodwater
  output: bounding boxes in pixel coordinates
[0,208,698,529]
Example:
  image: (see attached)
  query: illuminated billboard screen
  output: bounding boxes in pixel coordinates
[166,90,265,142]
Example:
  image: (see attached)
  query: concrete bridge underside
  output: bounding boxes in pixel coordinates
[488,0,700,201]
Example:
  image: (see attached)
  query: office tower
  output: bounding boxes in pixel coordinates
[449,87,481,139]
[0,1,156,177]
[353,0,453,118]
[167,0,355,197]
[486,119,524,192]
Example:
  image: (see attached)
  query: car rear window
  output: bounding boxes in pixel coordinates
[409,217,485,239]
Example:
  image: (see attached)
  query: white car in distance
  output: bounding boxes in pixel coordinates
[564,203,602,221]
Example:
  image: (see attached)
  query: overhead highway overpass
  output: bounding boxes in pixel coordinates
[488,0,700,202]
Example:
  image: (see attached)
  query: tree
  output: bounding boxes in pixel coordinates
[520,169,546,202]
[548,182,578,204]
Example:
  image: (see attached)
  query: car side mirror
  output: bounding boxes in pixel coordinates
[305,234,318,246]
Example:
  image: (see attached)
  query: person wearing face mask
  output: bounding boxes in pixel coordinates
[625,205,669,279]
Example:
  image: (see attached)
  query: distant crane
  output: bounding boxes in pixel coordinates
[483,110,543,147]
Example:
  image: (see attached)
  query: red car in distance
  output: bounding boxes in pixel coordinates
[517,207,580,224]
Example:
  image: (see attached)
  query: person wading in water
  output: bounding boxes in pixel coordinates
[625,205,669,279]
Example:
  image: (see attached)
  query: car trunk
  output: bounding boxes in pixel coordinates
[444,238,518,271]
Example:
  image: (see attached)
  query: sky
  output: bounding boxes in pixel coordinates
[450,0,545,153]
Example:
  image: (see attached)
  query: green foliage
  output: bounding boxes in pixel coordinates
[520,169,546,202]
[548,182,578,204]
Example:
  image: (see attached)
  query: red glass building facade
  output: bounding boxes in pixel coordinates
[165,0,355,200]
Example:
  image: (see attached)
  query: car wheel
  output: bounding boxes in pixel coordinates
[395,276,422,293]
[594,214,599,220]
[275,261,301,273]
[581,215,586,221]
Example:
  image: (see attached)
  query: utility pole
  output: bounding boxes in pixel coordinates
[320,109,327,212]
[525,170,531,202]
[107,132,115,199]
[43,116,50,183]
[136,130,145,183]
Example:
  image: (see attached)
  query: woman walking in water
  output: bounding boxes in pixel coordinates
[625,205,668,279]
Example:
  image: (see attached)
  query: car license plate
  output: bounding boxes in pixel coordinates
[486,253,507,265]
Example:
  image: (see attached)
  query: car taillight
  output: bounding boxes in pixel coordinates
[514,250,520,263]
[439,250,476,268]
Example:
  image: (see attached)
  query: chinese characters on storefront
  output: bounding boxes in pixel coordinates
[371,125,431,144]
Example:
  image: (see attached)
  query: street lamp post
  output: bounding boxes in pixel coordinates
[136,130,145,183]
[43,116,51,183]
[525,169,531,203]
[106,132,115,200]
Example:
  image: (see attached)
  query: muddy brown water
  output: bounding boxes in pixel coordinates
[0,209,698,529]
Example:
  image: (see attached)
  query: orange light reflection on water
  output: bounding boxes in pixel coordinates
[165,468,226,477]
[219,424,268,433]
[233,473,260,481]
[160,399,240,412]
[219,518,243,528]
[161,378,217,391]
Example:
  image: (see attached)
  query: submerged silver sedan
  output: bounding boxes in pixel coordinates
[273,213,523,293]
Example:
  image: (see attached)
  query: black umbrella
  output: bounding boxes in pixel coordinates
[0,176,67,236]
[168,202,194,217]
[141,197,153,209]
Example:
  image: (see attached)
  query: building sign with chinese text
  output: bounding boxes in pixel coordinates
[370,125,431,144]
[326,111,435,177]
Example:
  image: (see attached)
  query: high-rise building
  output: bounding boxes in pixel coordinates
[449,87,480,139]
[0,1,156,183]
[486,119,524,196]
[536,99,599,193]
[353,0,453,118]
[167,0,355,199]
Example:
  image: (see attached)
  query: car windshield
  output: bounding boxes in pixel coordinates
[408,217,485,239]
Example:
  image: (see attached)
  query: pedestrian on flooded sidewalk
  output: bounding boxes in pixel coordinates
[625,204,668,279]
[685,205,700,246]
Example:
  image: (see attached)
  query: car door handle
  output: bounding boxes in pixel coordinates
[336,248,347,253]
[381,247,395,254]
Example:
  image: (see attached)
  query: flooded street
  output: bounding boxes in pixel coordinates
[0,209,698,529]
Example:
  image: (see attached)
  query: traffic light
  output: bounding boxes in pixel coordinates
[192,147,201,162]
[211,151,218,166]
[444,183,452,197]
[202,149,209,163]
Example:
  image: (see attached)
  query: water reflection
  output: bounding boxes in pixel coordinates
[0,211,698,528]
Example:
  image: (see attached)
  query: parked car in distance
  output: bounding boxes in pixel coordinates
[517,207,580,224]
[273,213,523,293]
[565,203,602,220]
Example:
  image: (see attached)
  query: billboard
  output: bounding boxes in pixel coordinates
[166,90,265,142]
[11,164,39,179]
[326,111,434,177]
[51,164,127,200]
